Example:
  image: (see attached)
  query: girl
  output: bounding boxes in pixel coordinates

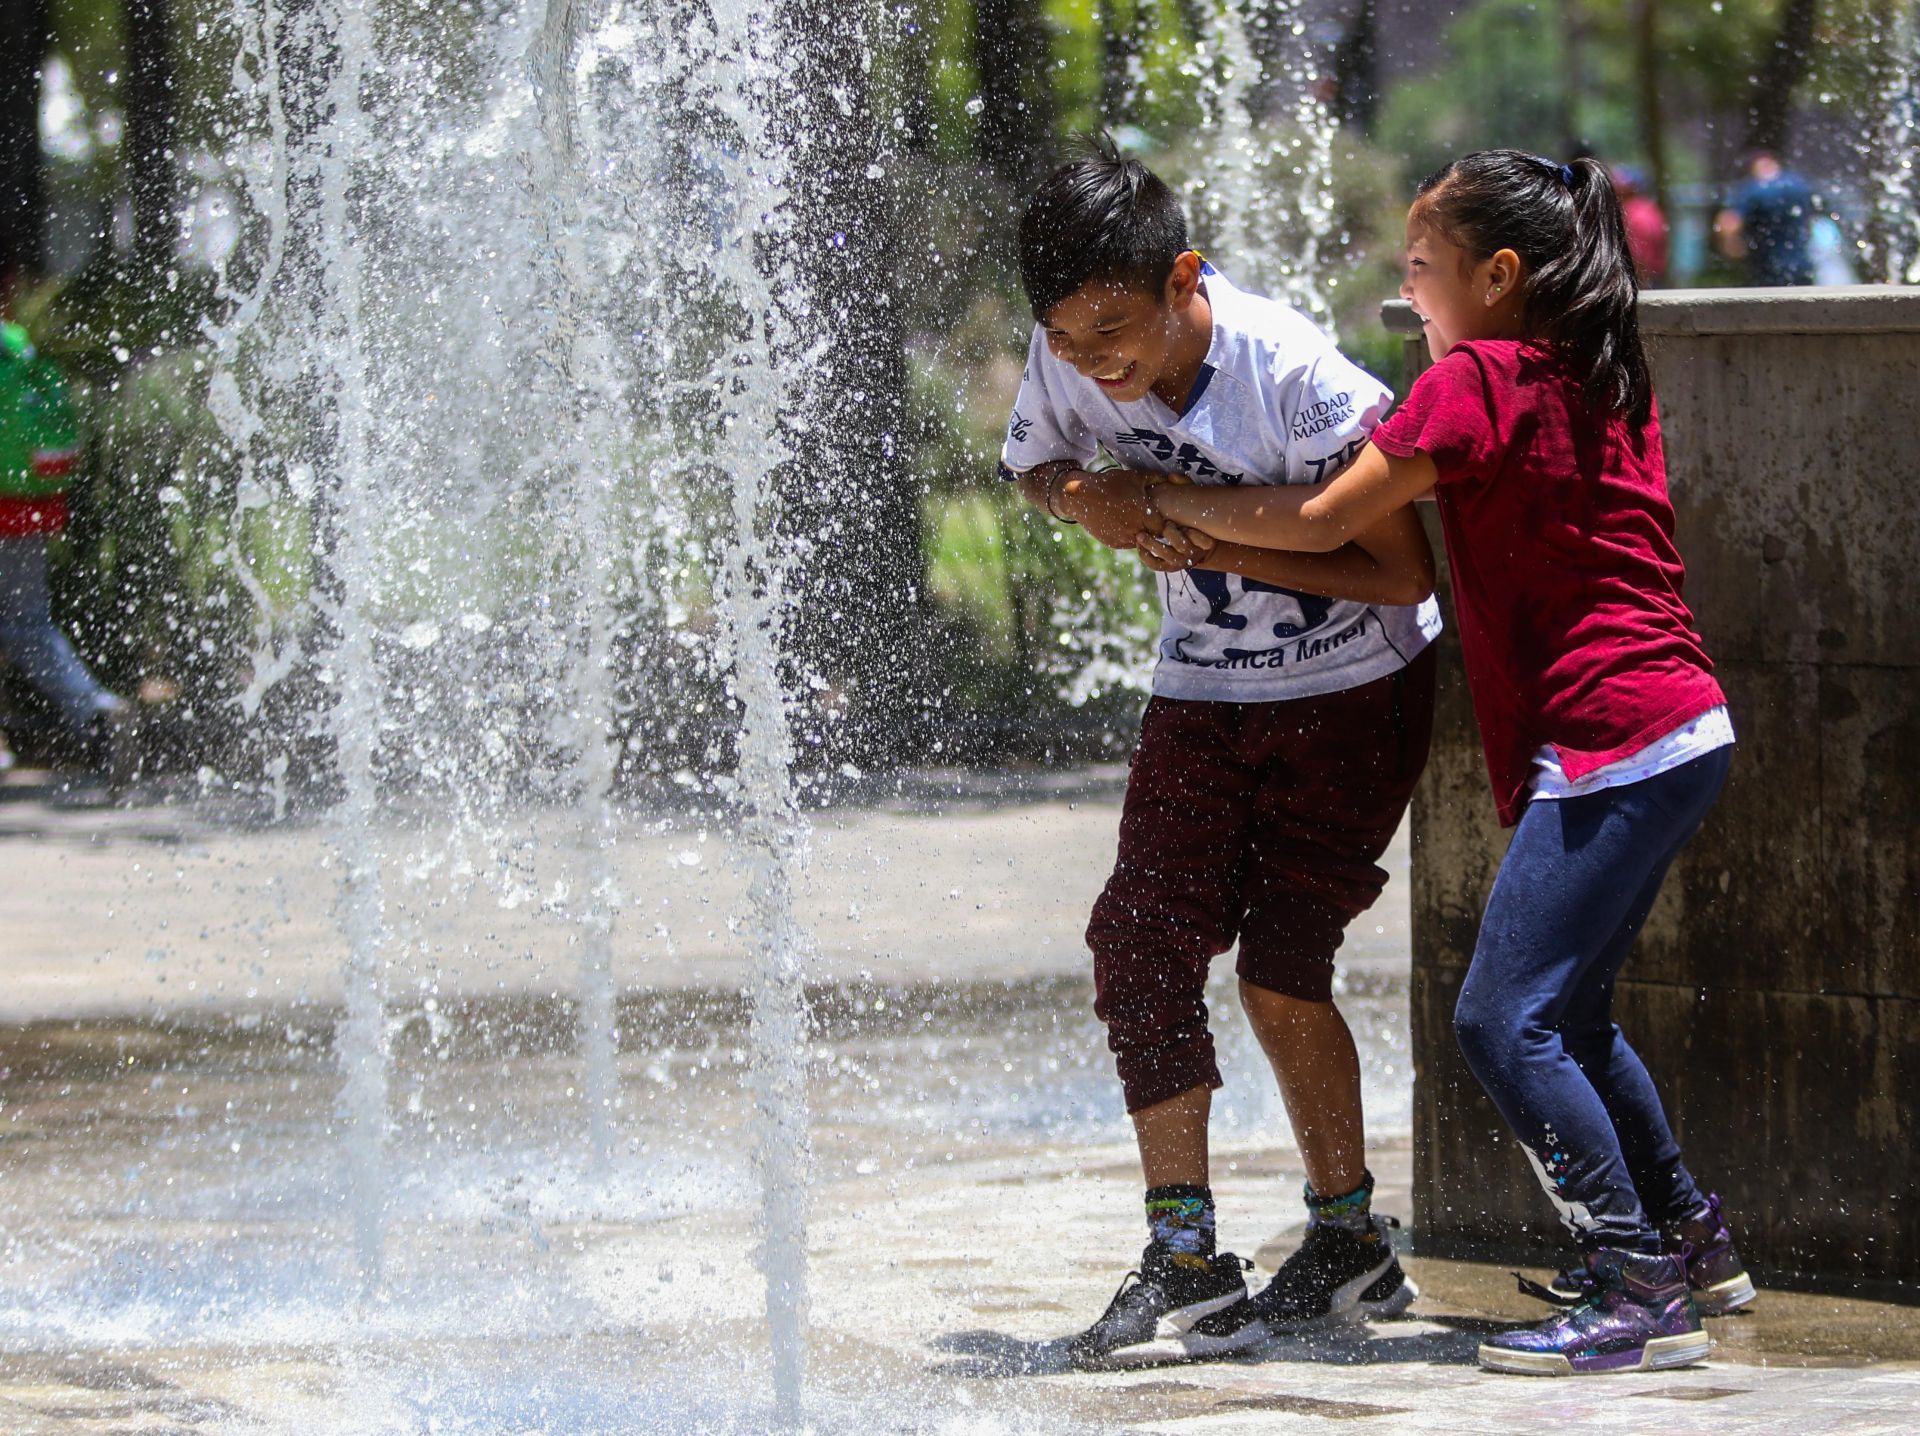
[1139,150,1754,1377]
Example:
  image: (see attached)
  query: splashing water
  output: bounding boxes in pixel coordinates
[526,0,625,1168]
[308,0,395,1285]
[698,0,821,1419]
[1191,0,1341,329]
[1867,6,1920,283]
[21,0,1428,1425]
[186,0,826,1410]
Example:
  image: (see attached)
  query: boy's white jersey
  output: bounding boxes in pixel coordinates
[1001,264,1442,704]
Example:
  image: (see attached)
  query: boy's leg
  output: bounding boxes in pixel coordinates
[1236,647,1433,1193]
[1453,749,1731,1255]
[1239,983,1365,1196]
[1088,696,1258,1140]
[1195,649,1432,1339]
[1131,1084,1213,1188]
[1072,697,1260,1360]
[0,535,121,737]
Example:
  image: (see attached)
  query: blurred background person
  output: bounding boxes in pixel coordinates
[0,297,127,770]
[1611,165,1669,286]
[1715,150,1815,286]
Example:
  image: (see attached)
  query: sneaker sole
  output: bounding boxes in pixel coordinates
[1095,1288,1252,1368]
[1178,1255,1418,1359]
[1259,1251,1406,1336]
[1695,1272,1756,1316]
[1478,1330,1712,1377]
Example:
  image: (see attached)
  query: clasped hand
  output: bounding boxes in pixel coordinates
[1056,468,1216,571]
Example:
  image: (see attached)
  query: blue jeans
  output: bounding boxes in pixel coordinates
[0,535,119,736]
[1453,747,1732,1253]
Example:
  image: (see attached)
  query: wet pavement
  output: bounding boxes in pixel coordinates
[2,773,1916,1432]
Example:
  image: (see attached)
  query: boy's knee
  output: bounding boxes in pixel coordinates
[1093,949,1200,1031]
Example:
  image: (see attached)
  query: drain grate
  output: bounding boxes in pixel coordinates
[1212,1393,1413,1419]
[1630,1385,1751,1402]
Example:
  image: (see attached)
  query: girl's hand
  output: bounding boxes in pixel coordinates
[1136,523,1215,571]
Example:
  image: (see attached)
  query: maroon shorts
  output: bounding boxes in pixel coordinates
[1086,645,1435,1113]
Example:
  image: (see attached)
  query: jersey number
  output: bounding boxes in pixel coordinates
[1187,568,1334,639]
[1300,436,1368,483]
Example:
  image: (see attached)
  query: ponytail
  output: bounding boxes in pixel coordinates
[1412,150,1653,428]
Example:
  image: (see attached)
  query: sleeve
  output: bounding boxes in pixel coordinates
[1369,349,1499,486]
[998,328,1096,481]
[1270,328,1395,486]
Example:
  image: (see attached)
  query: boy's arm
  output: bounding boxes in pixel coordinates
[1150,441,1441,554]
[1012,462,1207,556]
[1138,503,1434,607]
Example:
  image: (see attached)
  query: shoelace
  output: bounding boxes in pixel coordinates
[1514,1269,1593,1308]
[1092,1253,1253,1326]
[1516,1241,1695,1309]
[1092,1269,1150,1326]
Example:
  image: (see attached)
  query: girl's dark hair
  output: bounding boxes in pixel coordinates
[1018,133,1189,321]
[1413,149,1652,427]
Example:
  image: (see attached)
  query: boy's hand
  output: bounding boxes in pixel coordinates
[1136,524,1216,572]
[1055,469,1161,550]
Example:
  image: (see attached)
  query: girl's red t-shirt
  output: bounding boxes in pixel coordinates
[1371,339,1723,826]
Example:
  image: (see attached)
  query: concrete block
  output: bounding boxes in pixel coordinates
[1634,660,1835,996]
[1815,665,1920,998]
[1655,334,1920,670]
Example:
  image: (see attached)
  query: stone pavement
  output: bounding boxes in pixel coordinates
[4,1130,1917,1433]
[0,766,1160,1019]
[2,773,1916,1433]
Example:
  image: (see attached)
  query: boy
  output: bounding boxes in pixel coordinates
[998,138,1442,1362]
[0,319,127,768]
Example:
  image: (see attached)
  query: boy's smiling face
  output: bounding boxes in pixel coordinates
[1039,250,1211,409]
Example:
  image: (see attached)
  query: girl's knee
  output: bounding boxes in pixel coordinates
[1452,987,1516,1072]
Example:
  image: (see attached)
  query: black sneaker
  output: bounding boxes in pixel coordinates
[1185,1217,1417,1354]
[1068,1246,1251,1366]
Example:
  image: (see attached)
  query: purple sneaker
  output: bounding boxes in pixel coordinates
[1543,1195,1757,1316]
[1663,1194,1756,1315]
[1481,1249,1709,1376]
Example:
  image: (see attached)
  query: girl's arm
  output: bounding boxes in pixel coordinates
[1151,442,1441,554]
[1141,504,1434,607]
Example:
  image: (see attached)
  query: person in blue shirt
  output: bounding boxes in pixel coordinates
[1714,151,1815,287]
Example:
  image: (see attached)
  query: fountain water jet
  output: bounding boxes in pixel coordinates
[527,0,627,1168]
[700,4,821,1415]
[308,0,395,1286]
[188,4,829,1391]
[1192,0,1342,330]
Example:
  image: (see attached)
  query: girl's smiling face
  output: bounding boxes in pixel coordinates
[1400,216,1524,361]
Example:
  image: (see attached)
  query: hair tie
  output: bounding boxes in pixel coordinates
[1559,163,1575,187]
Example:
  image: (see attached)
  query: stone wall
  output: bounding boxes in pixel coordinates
[1385,288,1920,1283]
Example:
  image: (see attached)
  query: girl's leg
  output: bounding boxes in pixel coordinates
[1557,751,1729,1226]
[1557,966,1705,1231]
[1453,750,1729,1252]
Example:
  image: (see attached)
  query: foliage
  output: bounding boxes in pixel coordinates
[11,0,1907,762]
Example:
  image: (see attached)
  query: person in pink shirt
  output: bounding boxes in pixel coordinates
[1611,166,1669,286]
[1142,150,1754,1376]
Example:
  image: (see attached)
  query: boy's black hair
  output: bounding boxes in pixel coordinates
[1413,149,1653,428]
[1017,134,1190,322]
